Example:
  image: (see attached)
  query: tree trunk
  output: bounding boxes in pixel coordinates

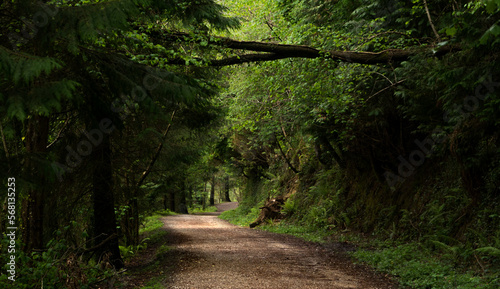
[224,176,231,202]
[163,194,168,211]
[187,184,193,208]
[21,115,49,253]
[202,181,207,210]
[168,189,175,212]
[124,193,139,246]
[92,135,123,269]
[177,179,188,214]
[209,176,215,206]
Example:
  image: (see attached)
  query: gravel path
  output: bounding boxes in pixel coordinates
[123,202,398,288]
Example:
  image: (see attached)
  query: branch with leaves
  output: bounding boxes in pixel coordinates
[148,31,458,66]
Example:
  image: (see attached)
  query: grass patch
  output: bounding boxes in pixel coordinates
[139,276,167,289]
[189,205,218,214]
[140,210,176,243]
[219,206,260,227]
[260,221,332,243]
[352,242,500,289]
[219,206,331,242]
[140,210,176,234]
[140,216,163,234]
[120,210,174,261]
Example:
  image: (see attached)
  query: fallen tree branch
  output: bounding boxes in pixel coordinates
[150,31,458,66]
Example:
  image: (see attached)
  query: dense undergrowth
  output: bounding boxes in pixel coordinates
[0,229,122,288]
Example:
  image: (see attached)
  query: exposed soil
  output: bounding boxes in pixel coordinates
[122,203,399,289]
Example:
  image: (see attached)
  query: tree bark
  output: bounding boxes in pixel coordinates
[224,176,231,203]
[163,193,168,211]
[177,179,188,214]
[92,135,124,269]
[209,176,215,206]
[168,188,175,212]
[202,181,207,209]
[22,115,49,253]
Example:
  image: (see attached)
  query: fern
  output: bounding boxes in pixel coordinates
[0,47,61,85]
[475,246,500,258]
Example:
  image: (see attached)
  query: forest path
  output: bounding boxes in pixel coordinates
[123,202,398,289]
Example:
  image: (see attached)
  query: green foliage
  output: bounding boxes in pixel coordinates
[0,48,61,85]
[155,244,172,260]
[475,246,500,258]
[140,211,175,234]
[139,276,168,289]
[0,236,117,288]
[478,0,500,45]
[1,0,498,287]
[259,222,332,243]
[119,238,149,260]
[219,206,260,227]
[353,243,500,289]
[189,205,217,213]
[281,198,296,216]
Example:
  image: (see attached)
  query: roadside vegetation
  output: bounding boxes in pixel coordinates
[218,0,500,288]
[221,204,500,289]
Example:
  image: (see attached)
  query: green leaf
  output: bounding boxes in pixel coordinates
[485,0,499,14]
[480,23,500,44]
[445,27,457,37]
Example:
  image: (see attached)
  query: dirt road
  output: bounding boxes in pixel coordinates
[124,203,398,288]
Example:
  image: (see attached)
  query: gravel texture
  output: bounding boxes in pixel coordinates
[123,202,399,289]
